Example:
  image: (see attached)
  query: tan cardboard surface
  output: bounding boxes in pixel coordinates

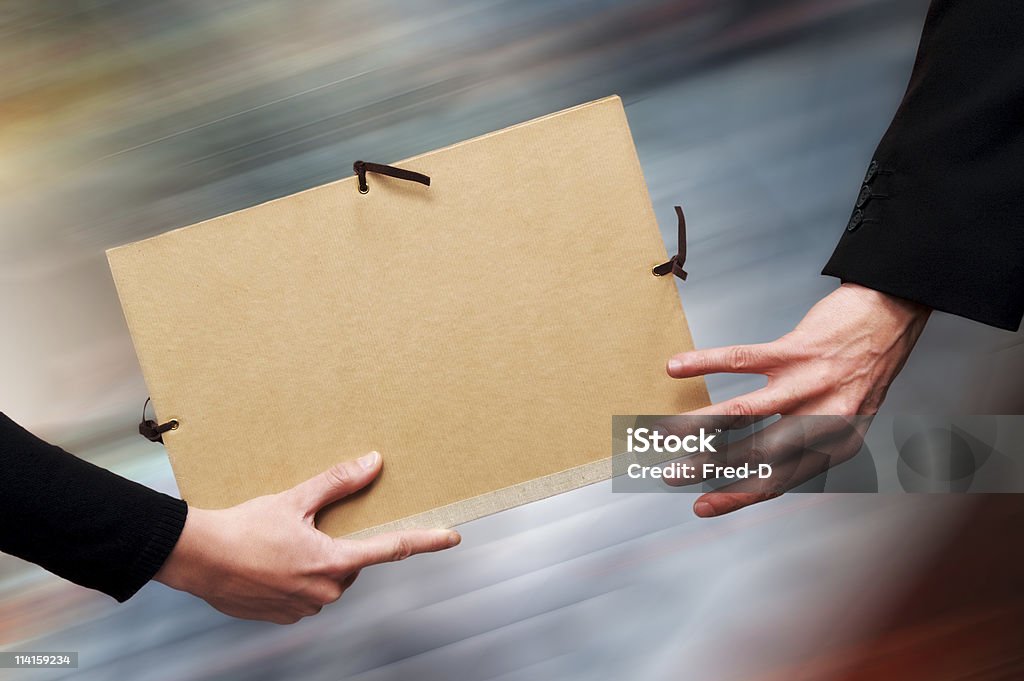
[107,96,710,536]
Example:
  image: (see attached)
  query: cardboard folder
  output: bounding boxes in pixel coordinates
[107,96,709,537]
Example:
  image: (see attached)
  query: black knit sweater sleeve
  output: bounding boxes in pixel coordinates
[0,412,187,602]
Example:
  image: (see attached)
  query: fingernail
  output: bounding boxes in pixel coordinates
[667,358,684,374]
[358,451,380,470]
[447,531,461,547]
[694,501,717,518]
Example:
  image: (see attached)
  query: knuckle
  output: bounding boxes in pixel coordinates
[323,585,344,604]
[651,420,677,438]
[325,463,352,488]
[760,478,787,500]
[392,537,413,561]
[833,396,862,415]
[726,400,753,418]
[310,580,343,604]
[746,445,770,467]
[337,557,361,575]
[728,346,752,370]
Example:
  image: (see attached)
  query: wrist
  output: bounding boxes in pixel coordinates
[154,505,213,595]
[839,282,931,329]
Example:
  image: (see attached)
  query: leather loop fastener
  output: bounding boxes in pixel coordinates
[652,205,688,280]
[353,160,431,194]
[139,397,178,444]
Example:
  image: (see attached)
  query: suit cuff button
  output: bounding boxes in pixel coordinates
[864,159,879,184]
[856,185,873,208]
[846,209,864,232]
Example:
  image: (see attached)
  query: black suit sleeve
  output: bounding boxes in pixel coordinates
[823,0,1024,331]
[0,412,187,602]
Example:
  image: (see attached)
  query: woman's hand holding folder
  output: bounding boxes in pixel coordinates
[154,451,461,624]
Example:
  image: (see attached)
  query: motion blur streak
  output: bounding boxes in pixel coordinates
[2,1,1023,680]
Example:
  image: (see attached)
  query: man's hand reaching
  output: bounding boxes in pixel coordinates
[154,452,460,624]
[664,282,931,517]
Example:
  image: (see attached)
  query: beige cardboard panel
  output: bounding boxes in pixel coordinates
[108,96,709,536]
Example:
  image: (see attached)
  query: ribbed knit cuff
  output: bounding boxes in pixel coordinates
[110,496,188,602]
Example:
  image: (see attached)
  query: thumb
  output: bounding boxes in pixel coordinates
[289,451,382,515]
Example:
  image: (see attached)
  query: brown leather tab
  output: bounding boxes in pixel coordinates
[139,397,178,444]
[353,160,431,194]
[652,205,688,280]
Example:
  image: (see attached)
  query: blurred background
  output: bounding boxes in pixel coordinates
[2,1,1023,679]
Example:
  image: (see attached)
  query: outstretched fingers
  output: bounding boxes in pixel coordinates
[667,343,783,379]
[341,528,461,571]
